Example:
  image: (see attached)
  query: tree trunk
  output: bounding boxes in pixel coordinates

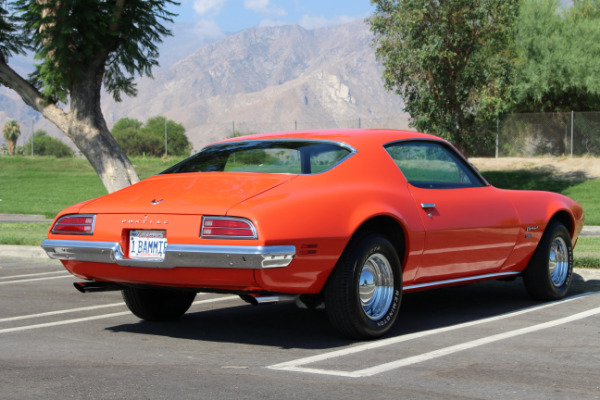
[6,139,15,155]
[66,107,140,193]
[0,58,139,193]
[68,65,140,193]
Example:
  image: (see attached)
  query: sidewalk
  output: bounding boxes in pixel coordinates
[581,226,600,236]
[0,214,52,223]
[0,244,48,259]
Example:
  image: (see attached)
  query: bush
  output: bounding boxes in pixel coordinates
[112,116,192,157]
[23,130,74,158]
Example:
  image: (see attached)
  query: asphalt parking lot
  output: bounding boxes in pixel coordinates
[1,255,599,400]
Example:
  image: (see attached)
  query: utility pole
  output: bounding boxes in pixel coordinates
[495,117,499,159]
[570,110,574,158]
[31,118,34,156]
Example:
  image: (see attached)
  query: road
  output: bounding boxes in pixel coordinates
[1,256,599,400]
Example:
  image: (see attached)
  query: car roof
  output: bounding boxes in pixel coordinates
[217,129,444,149]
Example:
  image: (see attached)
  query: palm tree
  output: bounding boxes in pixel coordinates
[3,120,21,155]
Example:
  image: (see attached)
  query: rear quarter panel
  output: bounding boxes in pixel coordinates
[228,144,426,293]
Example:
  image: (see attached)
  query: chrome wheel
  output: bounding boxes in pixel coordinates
[523,221,573,301]
[549,236,569,287]
[325,233,402,339]
[359,253,394,320]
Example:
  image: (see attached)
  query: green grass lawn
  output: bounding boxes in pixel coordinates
[481,169,600,225]
[0,156,598,267]
[574,236,600,268]
[0,156,184,218]
[0,222,50,246]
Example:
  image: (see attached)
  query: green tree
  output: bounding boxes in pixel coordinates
[23,130,74,158]
[0,0,178,192]
[2,119,21,155]
[512,0,600,112]
[112,116,191,157]
[369,0,518,155]
[0,1,27,61]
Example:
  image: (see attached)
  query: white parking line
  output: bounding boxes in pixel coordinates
[0,302,127,323]
[352,307,600,377]
[0,295,238,323]
[0,295,239,334]
[0,275,72,285]
[0,312,133,334]
[0,271,67,280]
[268,295,600,378]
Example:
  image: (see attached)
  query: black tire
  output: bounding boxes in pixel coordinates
[324,233,402,339]
[523,221,573,301]
[122,287,196,321]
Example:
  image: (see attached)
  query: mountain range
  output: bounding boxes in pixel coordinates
[1,20,408,152]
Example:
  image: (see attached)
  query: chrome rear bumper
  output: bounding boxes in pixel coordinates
[41,239,295,269]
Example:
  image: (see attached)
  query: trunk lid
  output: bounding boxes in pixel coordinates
[79,172,297,215]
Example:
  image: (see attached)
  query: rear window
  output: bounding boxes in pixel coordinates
[161,140,354,175]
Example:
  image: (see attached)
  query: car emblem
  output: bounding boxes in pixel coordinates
[151,199,164,205]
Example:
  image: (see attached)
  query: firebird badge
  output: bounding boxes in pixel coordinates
[151,199,164,205]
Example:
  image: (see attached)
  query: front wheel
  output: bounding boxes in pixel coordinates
[523,221,573,300]
[324,233,402,339]
[122,287,196,321]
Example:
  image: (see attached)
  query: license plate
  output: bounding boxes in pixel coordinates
[129,230,167,260]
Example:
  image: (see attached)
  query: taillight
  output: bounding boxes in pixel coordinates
[201,216,257,239]
[51,214,96,235]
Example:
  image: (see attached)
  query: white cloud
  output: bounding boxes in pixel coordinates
[244,0,269,11]
[257,18,289,28]
[192,19,226,40]
[298,14,357,30]
[244,0,286,17]
[193,0,228,16]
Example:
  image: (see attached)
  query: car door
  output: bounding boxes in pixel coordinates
[385,140,520,283]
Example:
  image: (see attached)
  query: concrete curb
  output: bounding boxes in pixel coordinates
[581,226,600,236]
[0,244,48,259]
[1,227,598,261]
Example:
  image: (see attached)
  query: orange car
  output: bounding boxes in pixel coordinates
[42,129,585,339]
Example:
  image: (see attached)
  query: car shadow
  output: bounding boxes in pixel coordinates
[481,168,589,192]
[106,272,600,349]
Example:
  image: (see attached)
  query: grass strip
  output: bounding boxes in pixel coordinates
[0,156,598,267]
[0,222,50,246]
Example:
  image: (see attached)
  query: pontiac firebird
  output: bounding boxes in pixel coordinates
[41,129,585,339]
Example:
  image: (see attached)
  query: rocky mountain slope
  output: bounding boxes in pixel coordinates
[102,19,408,150]
[2,20,408,152]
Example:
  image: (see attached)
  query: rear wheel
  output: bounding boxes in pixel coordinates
[325,233,402,339]
[523,221,573,300]
[122,287,196,321]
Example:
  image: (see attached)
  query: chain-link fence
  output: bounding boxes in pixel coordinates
[220,115,412,137]
[3,111,599,157]
[494,112,600,157]
[203,112,600,158]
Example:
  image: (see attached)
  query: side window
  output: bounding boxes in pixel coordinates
[307,144,351,173]
[385,141,485,189]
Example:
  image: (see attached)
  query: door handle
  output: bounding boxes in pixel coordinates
[420,203,436,218]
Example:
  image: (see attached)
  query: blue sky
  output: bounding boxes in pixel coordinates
[169,0,374,35]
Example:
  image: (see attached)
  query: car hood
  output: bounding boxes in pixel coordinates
[78,172,297,215]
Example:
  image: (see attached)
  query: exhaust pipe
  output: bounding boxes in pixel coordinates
[254,295,299,304]
[73,281,122,293]
[240,294,299,305]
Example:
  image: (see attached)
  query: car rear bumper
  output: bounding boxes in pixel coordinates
[41,239,295,269]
